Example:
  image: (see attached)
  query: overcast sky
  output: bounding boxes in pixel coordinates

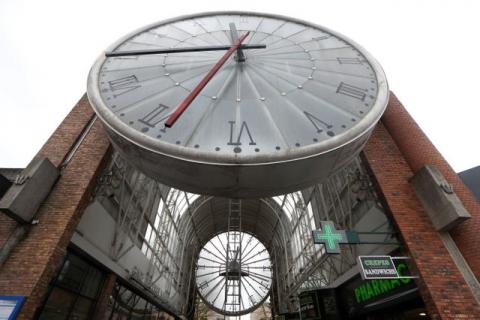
[1,0,479,172]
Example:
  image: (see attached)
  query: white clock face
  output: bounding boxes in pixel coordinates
[94,13,381,156]
[88,12,388,197]
[195,232,272,315]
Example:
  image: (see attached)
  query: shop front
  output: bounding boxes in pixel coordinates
[34,249,178,320]
[278,260,429,320]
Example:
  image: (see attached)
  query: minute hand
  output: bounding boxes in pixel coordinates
[105,43,265,57]
[165,31,250,128]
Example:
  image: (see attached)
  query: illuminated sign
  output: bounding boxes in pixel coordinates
[312,221,348,254]
[355,262,413,303]
[358,256,398,279]
[358,256,418,281]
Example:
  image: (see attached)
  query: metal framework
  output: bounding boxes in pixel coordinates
[195,229,272,315]
[91,153,399,316]
[225,199,242,312]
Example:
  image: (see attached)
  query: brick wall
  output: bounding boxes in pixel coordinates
[364,121,480,319]
[0,95,97,250]
[0,95,111,319]
[382,93,480,280]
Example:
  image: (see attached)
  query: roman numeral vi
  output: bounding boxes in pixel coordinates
[227,121,256,146]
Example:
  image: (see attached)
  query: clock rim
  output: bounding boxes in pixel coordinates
[87,10,389,166]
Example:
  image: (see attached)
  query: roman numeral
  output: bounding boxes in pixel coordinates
[336,82,367,101]
[313,35,330,41]
[227,121,256,146]
[337,57,363,64]
[109,75,141,97]
[304,111,332,133]
[138,104,170,128]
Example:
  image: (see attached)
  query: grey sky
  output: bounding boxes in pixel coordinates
[1,0,478,172]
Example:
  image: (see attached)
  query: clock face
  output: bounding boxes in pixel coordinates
[87,12,388,197]
[195,232,272,315]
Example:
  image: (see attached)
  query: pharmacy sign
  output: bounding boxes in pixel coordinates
[312,221,348,254]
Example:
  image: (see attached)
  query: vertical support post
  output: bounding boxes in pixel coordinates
[225,199,242,312]
[92,273,117,320]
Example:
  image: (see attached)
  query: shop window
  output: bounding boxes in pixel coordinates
[37,252,105,320]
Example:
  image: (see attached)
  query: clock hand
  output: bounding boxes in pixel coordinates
[164,31,250,128]
[229,23,245,62]
[105,43,265,57]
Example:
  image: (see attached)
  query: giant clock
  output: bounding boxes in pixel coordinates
[87,12,388,197]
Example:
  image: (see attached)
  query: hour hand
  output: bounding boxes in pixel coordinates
[105,43,266,57]
[229,23,245,62]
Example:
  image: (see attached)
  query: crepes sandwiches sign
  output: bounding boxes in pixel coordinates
[358,256,400,280]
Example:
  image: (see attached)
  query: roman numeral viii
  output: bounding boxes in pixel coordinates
[227,121,256,146]
[109,75,141,98]
[138,104,170,127]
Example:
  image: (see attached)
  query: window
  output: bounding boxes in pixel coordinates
[37,252,106,320]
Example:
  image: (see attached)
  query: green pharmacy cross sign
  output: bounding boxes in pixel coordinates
[312,221,348,254]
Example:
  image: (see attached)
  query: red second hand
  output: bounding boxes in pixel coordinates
[164,31,250,128]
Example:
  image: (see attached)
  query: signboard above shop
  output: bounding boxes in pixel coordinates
[338,260,421,318]
[358,256,398,279]
[358,256,417,280]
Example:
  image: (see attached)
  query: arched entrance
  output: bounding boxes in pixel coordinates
[58,151,422,318]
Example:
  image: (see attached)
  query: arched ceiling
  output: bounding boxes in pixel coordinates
[177,197,291,253]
